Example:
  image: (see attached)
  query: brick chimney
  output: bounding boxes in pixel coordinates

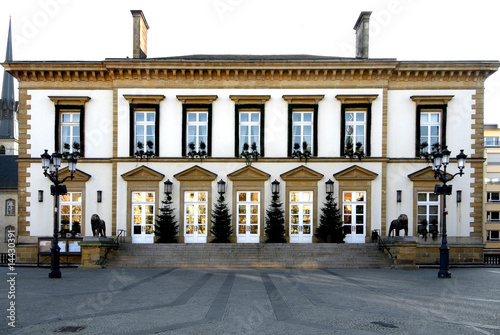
[131,10,149,59]
[353,11,372,59]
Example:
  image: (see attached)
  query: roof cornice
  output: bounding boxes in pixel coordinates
[3,59,498,84]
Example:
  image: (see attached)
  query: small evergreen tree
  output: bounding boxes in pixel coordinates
[316,195,345,243]
[265,194,286,243]
[155,195,178,243]
[210,195,233,243]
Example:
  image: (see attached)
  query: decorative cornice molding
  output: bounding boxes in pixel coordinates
[410,95,454,105]
[48,96,90,105]
[230,95,271,104]
[282,95,325,104]
[335,94,378,104]
[123,94,165,104]
[176,95,218,104]
[4,60,499,84]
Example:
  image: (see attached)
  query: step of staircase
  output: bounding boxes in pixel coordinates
[105,243,392,269]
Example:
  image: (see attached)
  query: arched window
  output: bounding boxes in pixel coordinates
[0,146,5,155]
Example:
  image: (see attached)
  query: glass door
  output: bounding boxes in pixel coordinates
[343,191,366,243]
[132,192,155,243]
[184,191,208,243]
[237,191,260,243]
[289,191,313,243]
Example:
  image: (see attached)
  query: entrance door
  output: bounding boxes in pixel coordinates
[289,191,313,243]
[343,191,366,243]
[184,191,208,243]
[237,191,260,243]
[132,192,155,243]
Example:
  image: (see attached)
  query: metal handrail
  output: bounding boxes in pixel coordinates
[100,229,126,266]
[377,235,395,264]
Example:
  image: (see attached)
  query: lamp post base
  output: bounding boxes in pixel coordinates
[49,271,62,279]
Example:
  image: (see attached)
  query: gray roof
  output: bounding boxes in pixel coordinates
[0,155,17,189]
[105,54,397,63]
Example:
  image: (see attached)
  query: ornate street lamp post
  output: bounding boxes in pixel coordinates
[431,147,467,278]
[41,150,77,278]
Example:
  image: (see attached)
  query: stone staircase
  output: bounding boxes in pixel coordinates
[105,243,393,269]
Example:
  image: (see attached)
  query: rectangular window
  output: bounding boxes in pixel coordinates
[237,191,260,236]
[341,104,371,157]
[187,111,208,153]
[487,211,500,222]
[290,191,313,237]
[5,199,15,216]
[487,231,500,241]
[184,192,208,237]
[288,105,318,157]
[235,105,265,157]
[60,112,80,154]
[485,137,499,147]
[182,105,212,157]
[129,104,160,157]
[487,192,500,203]
[132,192,155,243]
[134,110,156,155]
[343,191,366,241]
[417,192,440,234]
[55,105,84,157]
[416,105,447,157]
[60,192,82,235]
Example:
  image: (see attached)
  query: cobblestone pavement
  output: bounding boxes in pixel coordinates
[1,267,499,334]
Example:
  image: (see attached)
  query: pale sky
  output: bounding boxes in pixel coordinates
[1,0,500,123]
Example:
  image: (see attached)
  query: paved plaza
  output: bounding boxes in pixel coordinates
[1,266,499,334]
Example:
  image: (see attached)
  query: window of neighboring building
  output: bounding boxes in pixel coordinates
[129,104,160,157]
[288,106,318,156]
[55,105,85,156]
[60,192,82,235]
[417,192,440,234]
[485,136,499,147]
[487,230,500,241]
[235,106,264,157]
[5,199,15,216]
[341,105,372,157]
[487,192,500,203]
[486,173,500,184]
[487,211,500,222]
[0,145,5,155]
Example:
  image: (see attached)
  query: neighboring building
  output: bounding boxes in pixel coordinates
[4,11,499,264]
[0,155,17,253]
[484,124,500,261]
[0,18,18,254]
[0,18,18,155]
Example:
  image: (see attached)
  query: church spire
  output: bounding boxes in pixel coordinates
[0,16,17,140]
[2,16,14,102]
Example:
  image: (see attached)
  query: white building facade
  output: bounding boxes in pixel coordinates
[5,11,498,263]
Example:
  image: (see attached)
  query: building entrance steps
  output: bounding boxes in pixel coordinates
[105,243,393,268]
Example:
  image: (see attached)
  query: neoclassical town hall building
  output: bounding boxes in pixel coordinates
[5,11,499,263]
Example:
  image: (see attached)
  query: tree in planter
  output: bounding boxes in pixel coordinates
[155,193,178,243]
[315,194,345,243]
[265,186,286,243]
[210,194,233,243]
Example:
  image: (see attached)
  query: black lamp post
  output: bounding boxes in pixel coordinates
[164,179,173,201]
[431,147,467,278]
[217,179,226,200]
[271,179,280,201]
[41,149,77,279]
[325,179,334,200]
